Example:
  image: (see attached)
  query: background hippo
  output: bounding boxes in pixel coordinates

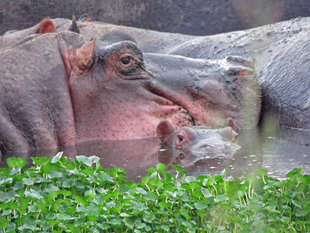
[0,0,309,36]
[156,120,240,167]
[0,28,258,154]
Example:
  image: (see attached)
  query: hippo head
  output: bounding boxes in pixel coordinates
[156,120,241,167]
[57,31,259,142]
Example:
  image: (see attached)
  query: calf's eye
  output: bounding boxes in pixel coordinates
[177,135,184,142]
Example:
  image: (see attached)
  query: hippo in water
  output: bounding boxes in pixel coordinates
[0,28,258,154]
[58,16,309,130]
[156,120,241,167]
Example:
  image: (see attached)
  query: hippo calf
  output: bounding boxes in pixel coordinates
[156,120,241,167]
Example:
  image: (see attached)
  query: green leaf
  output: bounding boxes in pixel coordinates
[214,195,229,202]
[0,218,9,228]
[85,189,96,200]
[49,170,63,179]
[156,163,167,173]
[286,168,303,178]
[123,217,135,229]
[93,194,105,205]
[62,178,75,188]
[5,222,16,232]
[201,188,213,198]
[44,184,60,193]
[195,200,208,210]
[51,151,63,163]
[6,157,28,169]
[31,156,51,166]
[24,189,44,199]
[57,213,75,220]
[180,208,191,220]
[100,172,114,183]
[76,155,92,167]
[0,177,13,186]
[148,167,157,175]
[143,214,155,223]
[23,178,34,185]
[120,213,131,217]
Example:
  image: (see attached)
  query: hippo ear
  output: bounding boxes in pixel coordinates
[75,36,96,70]
[69,15,79,33]
[225,117,236,130]
[220,127,238,141]
[37,18,56,34]
[156,120,174,142]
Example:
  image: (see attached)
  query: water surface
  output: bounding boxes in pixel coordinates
[1,127,309,181]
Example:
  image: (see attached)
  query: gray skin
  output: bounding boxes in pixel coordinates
[3,17,297,129]
[0,30,257,155]
[156,120,241,167]
[67,17,310,130]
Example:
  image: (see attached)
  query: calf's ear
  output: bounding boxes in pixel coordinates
[156,120,174,142]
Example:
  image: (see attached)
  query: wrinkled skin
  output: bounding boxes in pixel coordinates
[52,17,309,130]
[10,17,310,130]
[156,120,240,167]
[59,31,257,140]
[0,29,258,154]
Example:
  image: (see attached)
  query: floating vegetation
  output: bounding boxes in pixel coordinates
[0,152,309,232]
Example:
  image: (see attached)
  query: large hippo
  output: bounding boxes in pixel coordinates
[59,17,310,130]
[7,16,304,130]
[0,29,258,154]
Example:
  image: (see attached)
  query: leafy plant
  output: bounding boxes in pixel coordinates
[0,153,309,232]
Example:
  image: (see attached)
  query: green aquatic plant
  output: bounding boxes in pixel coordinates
[0,153,309,232]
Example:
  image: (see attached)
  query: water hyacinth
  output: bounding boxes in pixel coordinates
[0,153,308,232]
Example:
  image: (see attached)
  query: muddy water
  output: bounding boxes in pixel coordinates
[1,127,309,181]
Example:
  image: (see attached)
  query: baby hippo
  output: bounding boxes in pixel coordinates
[156,120,241,167]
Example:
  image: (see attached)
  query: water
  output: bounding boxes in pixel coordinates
[1,127,309,181]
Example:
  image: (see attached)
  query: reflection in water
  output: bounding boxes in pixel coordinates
[262,128,310,179]
[1,127,309,181]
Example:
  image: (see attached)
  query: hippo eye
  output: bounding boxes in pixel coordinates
[177,135,184,142]
[120,56,132,65]
[178,153,185,159]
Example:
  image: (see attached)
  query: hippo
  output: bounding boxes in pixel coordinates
[0,29,258,154]
[64,17,310,130]
[11,17,305,130]
[156,120,241,167]
[1,0,310,36]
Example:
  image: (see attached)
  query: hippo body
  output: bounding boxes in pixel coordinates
[0,28,258,154]
[0,33,75,152]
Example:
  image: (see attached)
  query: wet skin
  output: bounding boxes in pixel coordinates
[64,36,258,141]
[0,29,258,154]
[62,17,309,130]
[2,17,309,131]
[156,120,241,167]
